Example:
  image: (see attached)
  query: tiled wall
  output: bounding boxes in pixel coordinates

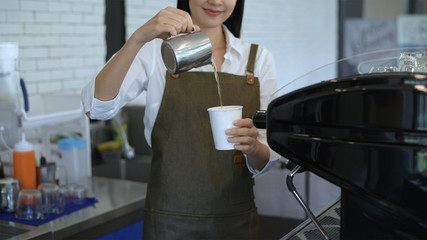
[0,0,338,99]
[0,0,105,96]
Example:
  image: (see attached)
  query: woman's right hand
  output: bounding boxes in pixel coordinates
[94,7,199,102]
[133,7,200,44]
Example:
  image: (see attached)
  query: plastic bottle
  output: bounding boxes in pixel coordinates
[57,138,87,185]
[13,132,36,189]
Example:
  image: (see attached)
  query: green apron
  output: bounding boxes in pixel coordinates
[143,45,261,240]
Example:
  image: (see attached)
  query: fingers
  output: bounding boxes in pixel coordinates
[137,7,199,43]
[228,135,258,154]
[193,25,201,32]
[225,118,258,137]
[226,128,258,138]
[158,7,196,36]
[232,118,255,128]
[225,118,259,153]
[228,135,257,146]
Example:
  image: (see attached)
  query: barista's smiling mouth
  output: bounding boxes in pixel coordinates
[204,8,222,16]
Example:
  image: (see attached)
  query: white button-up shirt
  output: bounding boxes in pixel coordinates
[82,26,281,176]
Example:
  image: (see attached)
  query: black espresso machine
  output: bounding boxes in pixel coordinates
[254,48,427,239]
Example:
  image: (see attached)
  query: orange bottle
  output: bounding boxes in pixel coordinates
[13,132,36,189]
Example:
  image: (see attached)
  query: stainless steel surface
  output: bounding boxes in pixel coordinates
[161,31,212,74]
[282,198,341,240]
[92,154,151,182]
[288,166,329,240]
[0,178,20,213]
[0,176,147,240]
[0,224,29,240]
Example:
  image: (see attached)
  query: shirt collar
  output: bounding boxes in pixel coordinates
[223,25,244,61]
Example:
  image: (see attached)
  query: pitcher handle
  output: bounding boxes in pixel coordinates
[20,78,29,112]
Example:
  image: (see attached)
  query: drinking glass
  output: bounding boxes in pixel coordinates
[38,183,65,214]
[63,183,87,204]
[15,189,46,220]
[416,52,427,73]
[0,177,21,213]
[72,185,87,204]
[398,52,421,72]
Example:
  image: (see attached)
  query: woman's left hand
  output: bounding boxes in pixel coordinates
[226,118,270,170]
[225,118,260,155]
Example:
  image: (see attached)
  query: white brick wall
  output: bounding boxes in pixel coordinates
[244,0,339,93]
[125,0,175,40]
[0,0,105,96]
[0,0,337,99]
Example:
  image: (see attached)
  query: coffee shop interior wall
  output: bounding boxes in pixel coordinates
[0,0,338,101]
[0,0,339,220]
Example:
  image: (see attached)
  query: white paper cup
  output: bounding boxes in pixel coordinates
[207,105,243,150]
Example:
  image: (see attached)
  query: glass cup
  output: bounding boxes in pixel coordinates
[15,189,46,220]
[416,52,427,73]
[59,185,68,203]
[400,64,417,72]
[398,52,421,72]
[64,184,87,204]
[0,177,21,213]
[38,183,65,214]
[207,105,243,150]
[72,185,87,204]
[65,183,78,203]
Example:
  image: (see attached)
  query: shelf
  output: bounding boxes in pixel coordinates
[21,93,84,128]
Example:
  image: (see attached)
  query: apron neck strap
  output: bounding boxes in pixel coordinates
[246,44,258,85]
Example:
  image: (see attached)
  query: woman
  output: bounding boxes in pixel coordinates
[82,0,280,238]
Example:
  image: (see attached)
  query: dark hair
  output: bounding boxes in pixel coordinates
[177,0,245,38]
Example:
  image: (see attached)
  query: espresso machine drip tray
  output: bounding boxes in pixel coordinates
[255,48,427,239]
[282,198,341,240]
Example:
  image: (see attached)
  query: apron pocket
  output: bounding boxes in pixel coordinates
[230,155,254,205]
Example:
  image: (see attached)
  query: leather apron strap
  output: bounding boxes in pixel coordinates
[144,44,261,240]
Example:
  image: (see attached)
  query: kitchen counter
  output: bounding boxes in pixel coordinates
[0,176,147,240]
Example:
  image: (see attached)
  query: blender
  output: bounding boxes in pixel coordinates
[0,42,27,179]
[0,42,22,149]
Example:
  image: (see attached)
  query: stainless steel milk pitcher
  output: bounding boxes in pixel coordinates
[161,31,212,74]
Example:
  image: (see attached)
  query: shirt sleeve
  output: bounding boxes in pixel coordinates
[245,45,282,177]
[245,129,281,177]
[81,76,124,120]
[81,41,158,120]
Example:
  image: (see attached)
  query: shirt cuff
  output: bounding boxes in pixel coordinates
[90,97,121,120]
[246,148,281,178]
[81,78,122,120]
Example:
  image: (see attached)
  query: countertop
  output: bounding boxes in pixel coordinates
[0,176,147,240]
